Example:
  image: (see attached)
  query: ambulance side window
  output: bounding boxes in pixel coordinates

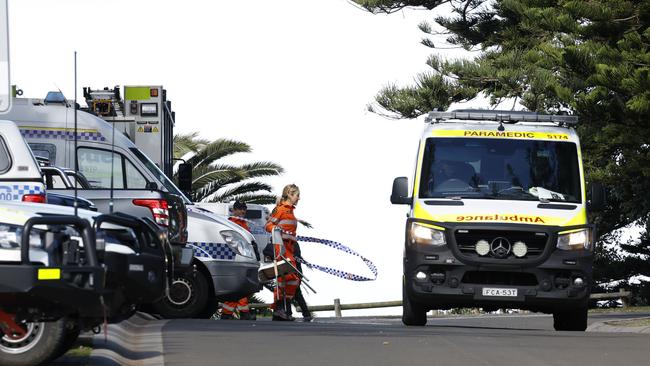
[0,136,11,173]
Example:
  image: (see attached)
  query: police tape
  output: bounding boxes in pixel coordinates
[239,219,377,281]
[296,235,378,282]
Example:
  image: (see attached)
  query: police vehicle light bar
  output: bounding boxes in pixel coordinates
[426,110,578,125]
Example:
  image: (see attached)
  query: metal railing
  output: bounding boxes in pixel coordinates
[250,289,632,318]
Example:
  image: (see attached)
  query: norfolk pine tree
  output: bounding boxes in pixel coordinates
[355,0,650,301]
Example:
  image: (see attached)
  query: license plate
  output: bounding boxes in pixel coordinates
[482,287,518,297]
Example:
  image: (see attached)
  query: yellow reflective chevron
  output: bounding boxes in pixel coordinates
[431,130,570,141]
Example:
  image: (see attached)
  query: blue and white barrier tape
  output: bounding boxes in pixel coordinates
[296,235,378,282]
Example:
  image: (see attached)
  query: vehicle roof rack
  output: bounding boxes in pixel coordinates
[425,109,578,126]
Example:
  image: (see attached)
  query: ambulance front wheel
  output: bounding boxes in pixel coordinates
[402,283,427,326]
[152,269,210,319]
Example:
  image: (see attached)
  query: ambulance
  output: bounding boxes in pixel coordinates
[391,110,605,331]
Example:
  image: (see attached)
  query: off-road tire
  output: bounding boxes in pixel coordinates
[402,284,427,326]
[152,269,210,319]
[0,319,67,366]
[553,307,588,331]
[54,319,81,359]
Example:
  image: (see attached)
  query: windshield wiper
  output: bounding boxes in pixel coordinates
[493,187,538,200]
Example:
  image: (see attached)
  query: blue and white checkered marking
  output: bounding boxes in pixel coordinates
[296,235,378,282]
[0,184,43,201]
[20,129,106,142]
[187,242,236,260]
[12,184,43,200]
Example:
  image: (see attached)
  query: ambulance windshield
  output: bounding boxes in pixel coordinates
[419,138,582,203]
[130,147,192,204]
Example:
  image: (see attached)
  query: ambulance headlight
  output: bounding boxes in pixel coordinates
[556,229,592,251]
[0,223,45,249]
[410,222,446,246]
[220,230,254,258]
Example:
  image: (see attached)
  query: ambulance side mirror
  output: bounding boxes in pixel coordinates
[391,177,411,205]
[588,181,606,212]
[177,163,193,199]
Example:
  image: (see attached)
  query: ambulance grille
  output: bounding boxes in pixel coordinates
[454,230,548,260]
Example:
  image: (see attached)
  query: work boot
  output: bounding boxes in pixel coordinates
[272,301,294,321]
[221,313,234,320]
[239,311,252,320]
[302,312,313,322]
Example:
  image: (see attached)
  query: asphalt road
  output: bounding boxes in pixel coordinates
[162,312,650,366]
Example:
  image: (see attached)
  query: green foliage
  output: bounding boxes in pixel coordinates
[355,0,650,283]
[173,134,284,204]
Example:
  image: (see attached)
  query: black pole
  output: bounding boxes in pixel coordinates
[74,51,78,217]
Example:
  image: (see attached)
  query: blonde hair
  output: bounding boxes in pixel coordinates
[278,184,300,204]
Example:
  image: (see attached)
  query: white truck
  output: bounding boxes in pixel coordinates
[4,96,260,318]
[392,110,605,331]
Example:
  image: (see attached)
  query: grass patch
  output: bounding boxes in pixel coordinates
[604,318,650,327]
[64,345,92,358]
[589,306,650,314]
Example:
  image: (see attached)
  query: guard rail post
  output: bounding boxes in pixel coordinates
[334,298,342,318]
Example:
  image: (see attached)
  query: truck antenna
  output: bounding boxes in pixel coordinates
[73,51,78,217]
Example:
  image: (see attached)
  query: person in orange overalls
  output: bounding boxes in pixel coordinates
[221,201,255,320]
[265,184,301,321]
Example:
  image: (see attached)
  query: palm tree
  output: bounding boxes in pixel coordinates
[173,133,283,204]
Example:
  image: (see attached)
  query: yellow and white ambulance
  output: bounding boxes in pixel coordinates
[391,110,605,331]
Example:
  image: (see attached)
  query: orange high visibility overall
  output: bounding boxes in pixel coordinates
[222,216,252,316]
[265,203,301,302]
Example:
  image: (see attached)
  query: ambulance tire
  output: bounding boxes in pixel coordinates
[553,307,588,331]
[153,270,210,319]
[0,319,67,366]
[402,285,427,326]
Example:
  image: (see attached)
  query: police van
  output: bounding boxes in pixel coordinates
[391,110,605,331]
[3,97,260,319]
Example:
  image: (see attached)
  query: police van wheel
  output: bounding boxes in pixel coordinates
[553,307,588,331]
[402,285,427,326]
[153,270,210,319]
[0,319,67,366]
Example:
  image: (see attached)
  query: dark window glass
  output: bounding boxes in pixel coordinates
[419,138,581,203]
[0,137,10,173]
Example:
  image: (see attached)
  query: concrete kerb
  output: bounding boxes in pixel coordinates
[87,312,167,366]
[587,317,650,333]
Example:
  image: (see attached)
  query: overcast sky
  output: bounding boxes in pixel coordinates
[7,0,485,315]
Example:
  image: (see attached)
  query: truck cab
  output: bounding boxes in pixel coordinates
[392,110,603,331]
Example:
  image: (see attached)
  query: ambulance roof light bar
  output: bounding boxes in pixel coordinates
[426,109,579,126]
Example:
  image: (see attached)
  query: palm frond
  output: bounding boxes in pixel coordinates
[238,162,285,179]
[217,193,278,205]
[200,182,274,203]
[173,132,209,158]
[191,166,246,189]
[188,139,251,168]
